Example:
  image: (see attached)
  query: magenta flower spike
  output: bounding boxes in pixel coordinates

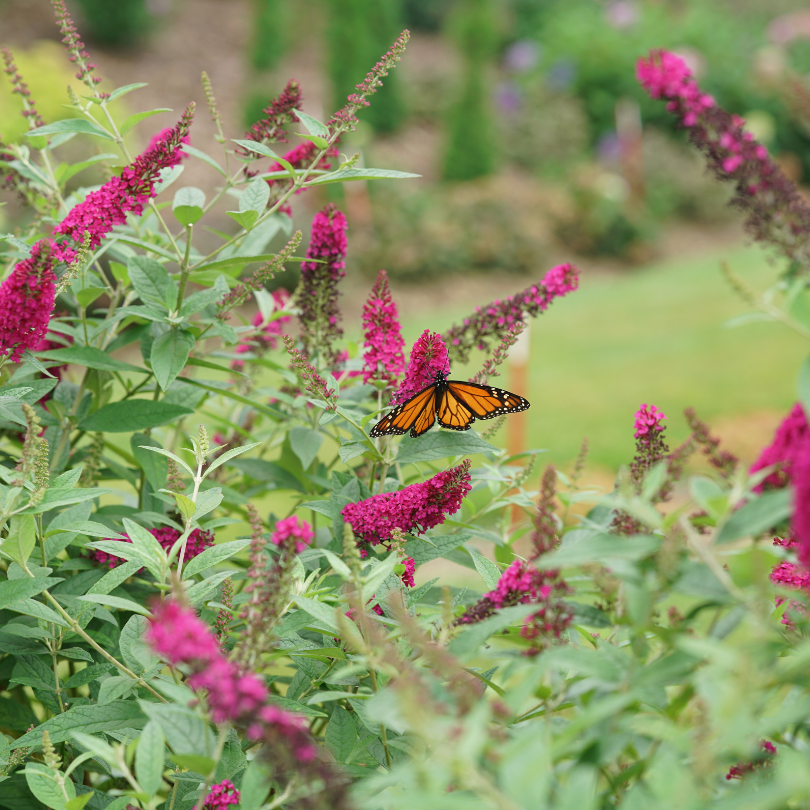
[637,49,810,271]
[342,460,471,545]
[296,203,348,365]
[362,269,406,388]
[444,264,579,364]
[750,402,809,491]
[270,515,314,554]
[52,108,194,263]
[391,329,450,405]
[0,239,57,362]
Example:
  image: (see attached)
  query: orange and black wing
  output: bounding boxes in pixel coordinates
[442,380,530,427]
[436,385,475,431]
[370,385,438,438]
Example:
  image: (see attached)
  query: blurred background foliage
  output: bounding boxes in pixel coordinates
[2,0,810,473]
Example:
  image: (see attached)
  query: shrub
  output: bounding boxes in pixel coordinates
[2,7,810,810]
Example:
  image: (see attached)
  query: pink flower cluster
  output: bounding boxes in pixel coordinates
[243,79,301,145]
[270,515,314,554]
[0,239,56,362]
[89,527,213,569]
[443,264,579,363]
[456,559,572,646]
[634,403,666,440]
[342,461,471,545]
[750,403,808,491]
[230,289,291,370]
[203,780,239,809]
[637,49,810,272]
[362,270,405,388]
[146,600,316,760]
[391,330,449,405]
[147,127,190,168]
[770,536,810,627]
[52,110,194,263]
[296,204,348,364]
[726,741,777,780]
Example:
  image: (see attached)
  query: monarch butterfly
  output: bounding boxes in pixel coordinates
[370,371,530,439]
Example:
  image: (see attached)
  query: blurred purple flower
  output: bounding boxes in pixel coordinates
[596,132,622,165]
[503,40,540,73]
[605,1,639,30]
[494,81,523,114]
[547,59,576,92]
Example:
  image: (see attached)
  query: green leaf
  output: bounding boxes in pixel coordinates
[403,533,469,566]
[467,548,501,591]
[138,701,214,758]
[56,153,119,185]
[179,274,229,317]
[77,594,151,617]
[119,615,161,676]
[151,329,195,392]
[97,675,137,705]
[64,794,92,810]
[120,108,172,136]
[87,559,142,596]
[542,532,660,568]
[8,598,70,627]
[182,144,226,176]
[10,701,146,750]
[2,514,37,566]
[231,138,278,157]
[106,82,148,102]
[448,604,540,658]
[27,119,114,141]
[325,705,356,763]
[80,400,192,432]
[25,762,74,810]
[63,664,115,690]
[716,488,792,543]
[240,179,270,214]
[22,487,109,515]
[169,754,215,774]
[75,287,105,308]
[172,186,206,227]
[132,433,168,491]
[193,488,223,521]
[0,576,63,609]
[306,168,420,186]
[226,209,259,230]
[185,570,232,607]
[295,111,329,139]
[296,132,329,150]
[236,758,272,810]
[128,255,169,307]
[292,596,340,634]
[289,426,324,470]
[395,431,499,464]
[36,346,145,374]
[0,695,38,731]
[181,539,250,580]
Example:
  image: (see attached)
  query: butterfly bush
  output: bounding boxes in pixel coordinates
[0,239,56,361]
[52,108,194,263]
[637,49,810,272]
[3,6,809,809]
[362,269,405,388]
[296,203,348,366]
[342,460,472,545]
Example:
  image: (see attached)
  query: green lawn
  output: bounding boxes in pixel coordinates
[395,241,807,471]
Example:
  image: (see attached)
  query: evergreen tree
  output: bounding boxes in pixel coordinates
[442,0,499,181]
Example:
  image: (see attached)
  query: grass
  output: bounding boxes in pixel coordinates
[393,240,807,472]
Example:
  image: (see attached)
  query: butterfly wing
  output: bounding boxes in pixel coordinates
[445,381,530,422]
[436,385,475,431]
[370,385,437,438]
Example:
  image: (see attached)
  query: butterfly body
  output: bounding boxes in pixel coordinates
[370,371,530,439]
